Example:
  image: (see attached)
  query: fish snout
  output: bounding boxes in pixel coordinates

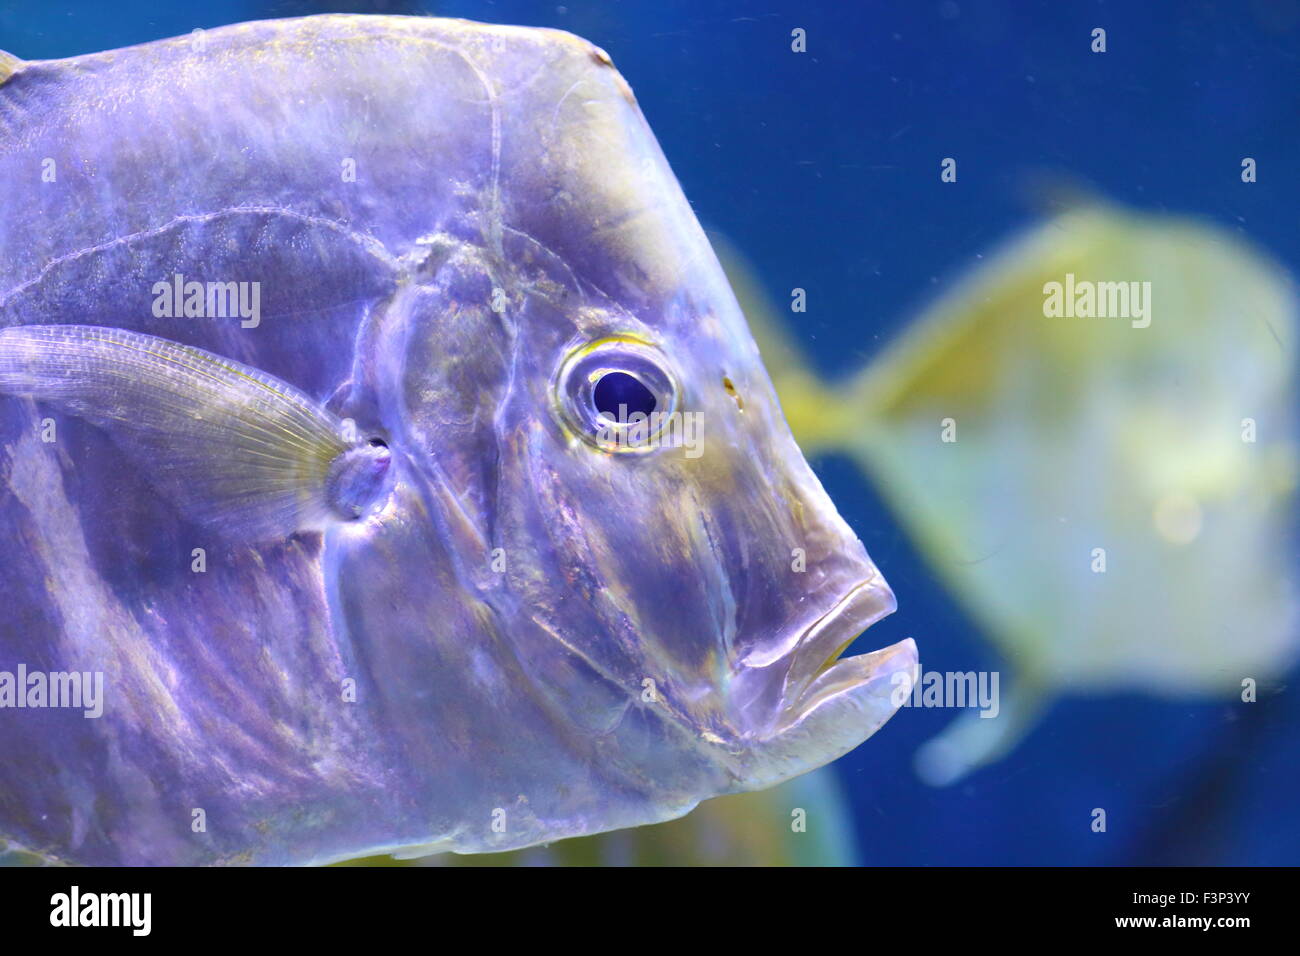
[776,578,900,718]
[726,572,916,790]
[742,634,917,792]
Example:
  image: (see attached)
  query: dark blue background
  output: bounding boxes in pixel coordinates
[4,0,1297,864]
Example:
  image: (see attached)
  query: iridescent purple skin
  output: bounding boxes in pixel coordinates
[0,15,916,865]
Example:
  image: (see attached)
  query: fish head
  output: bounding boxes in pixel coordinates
[499,266,917,795]
[340,27,917,845]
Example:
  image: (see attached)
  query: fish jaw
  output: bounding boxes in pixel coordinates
[729,577,917,792]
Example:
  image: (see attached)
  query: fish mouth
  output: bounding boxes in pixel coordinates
[728,574,916,791]
[775,576,903,726]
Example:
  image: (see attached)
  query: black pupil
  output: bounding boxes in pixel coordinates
[593,371,657,420]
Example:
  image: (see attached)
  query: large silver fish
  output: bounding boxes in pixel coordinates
[0,15,915,865]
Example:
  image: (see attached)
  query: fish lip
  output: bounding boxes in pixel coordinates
[777,575,898,722]
[725,575,911,791]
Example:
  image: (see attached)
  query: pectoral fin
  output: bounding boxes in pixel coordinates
[0,325,390,540]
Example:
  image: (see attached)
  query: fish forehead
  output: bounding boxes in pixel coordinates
[0,16,778,865]
[0,14,731,337]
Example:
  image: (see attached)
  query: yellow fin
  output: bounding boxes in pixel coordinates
[0,51,23,85]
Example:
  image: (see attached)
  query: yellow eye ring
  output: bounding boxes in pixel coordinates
[551,336,682,454]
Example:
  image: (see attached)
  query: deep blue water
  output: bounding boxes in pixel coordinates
[3,0,1297,865]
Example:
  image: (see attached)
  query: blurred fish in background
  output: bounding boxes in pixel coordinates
[728,205,1298,785]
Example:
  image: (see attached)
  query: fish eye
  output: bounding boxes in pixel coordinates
[552,336,680,453]
[593,370,657,419]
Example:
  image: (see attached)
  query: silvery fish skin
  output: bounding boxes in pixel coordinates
[0,15,915,865]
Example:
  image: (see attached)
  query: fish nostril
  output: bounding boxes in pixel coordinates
[722,374,744,411]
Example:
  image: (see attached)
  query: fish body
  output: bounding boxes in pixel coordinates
[0,16,913,864]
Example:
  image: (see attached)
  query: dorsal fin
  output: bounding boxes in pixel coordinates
[0,51,23,85]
